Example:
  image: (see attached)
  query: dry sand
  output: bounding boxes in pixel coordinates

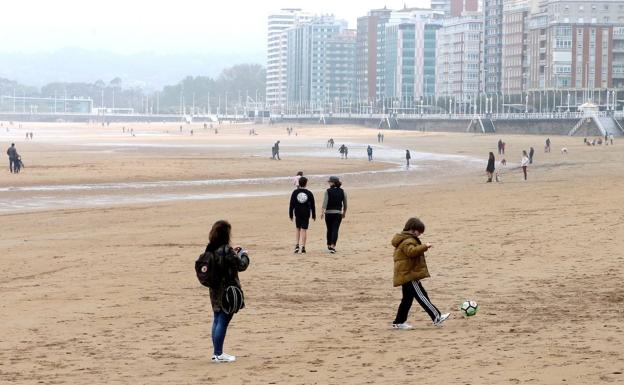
[1,122,623,384]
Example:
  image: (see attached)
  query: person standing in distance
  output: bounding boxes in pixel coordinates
[392,217,450,329]
[289,176,316,254]
[521,150,530,181]
[367,145,373,161]
[204,220,250,363]
[405,150,411,168]
[6,143,17,173]
[486,152,495,183]
[321,176,347,254]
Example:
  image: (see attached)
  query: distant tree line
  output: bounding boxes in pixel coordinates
[0,63,265,114]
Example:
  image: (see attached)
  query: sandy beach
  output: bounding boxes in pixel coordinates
[1,121,623,384]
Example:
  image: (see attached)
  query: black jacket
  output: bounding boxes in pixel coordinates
[289,188,316,219]
[207,244,250,312]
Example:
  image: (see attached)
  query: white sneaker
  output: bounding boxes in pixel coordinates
[212,352,236,363]
[434,313,451,326]
[392,323,414,330]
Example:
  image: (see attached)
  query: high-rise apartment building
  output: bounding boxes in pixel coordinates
[356,8,392,102]
[502,0,530,95]
[286,16,351,108]
[527,0,624,90]
[483,0,503,94]
[431,0,479,17]
[266,9,312,109]
[435,13,484,102]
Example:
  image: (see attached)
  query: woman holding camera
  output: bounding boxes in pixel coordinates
[205,220,250,363]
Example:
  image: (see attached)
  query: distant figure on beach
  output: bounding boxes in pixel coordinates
[545,138,551,153]
[339,144,346,159]
[529,147,535,164]
[13,155,23,173]
[179,125,183,132]
[391,217,450,330]
[405,150,411,168]
[501,142,506,155]
[289,176,316,254]
[381,133,384,143]
[6,143,17,173]
[367,145,373,161]
[200,220,250,363]
[327,138,334,148]
[609,134,614,145]
[271,141,281,160]
[293,171,303,187]
[344,146,348,159]
[378,132,382,143]
[521,150,529,181]
[190,130,194,136]
[497,139,503,155]
[30,132,33,140]
[321,176,347,254]
[486,152,495,183]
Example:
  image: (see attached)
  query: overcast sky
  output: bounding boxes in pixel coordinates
[1,0,430,56]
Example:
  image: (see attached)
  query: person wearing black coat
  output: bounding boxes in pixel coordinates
[486,152,495,183]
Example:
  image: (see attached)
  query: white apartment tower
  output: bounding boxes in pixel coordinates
[266,9,312,109]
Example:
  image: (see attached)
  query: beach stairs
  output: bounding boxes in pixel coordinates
[379,116,399,129]
[467,116,496,133]
[569,115,624,136]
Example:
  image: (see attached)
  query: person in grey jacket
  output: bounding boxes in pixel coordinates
[205,220,250,363]
[6,143,17,173]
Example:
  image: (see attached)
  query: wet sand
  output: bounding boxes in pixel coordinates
[1,122,624,384]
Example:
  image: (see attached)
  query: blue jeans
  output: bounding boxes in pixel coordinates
[212,311,233,356]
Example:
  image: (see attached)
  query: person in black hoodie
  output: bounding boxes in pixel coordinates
[205,220,250,363]
[486,152,495,182]
[321,176,347,253]
[289,177,316,253]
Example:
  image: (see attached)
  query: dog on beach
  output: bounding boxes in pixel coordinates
[561,147,568,154]
[500,158,507,166]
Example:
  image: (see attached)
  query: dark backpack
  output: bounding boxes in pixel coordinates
[195,246,224,288]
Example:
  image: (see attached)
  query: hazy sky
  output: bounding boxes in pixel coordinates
[1,0,430,56]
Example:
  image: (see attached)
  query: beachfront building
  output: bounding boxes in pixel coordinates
[431,0,479,18]
[326,30,357,112]
[266,9,313,110]
[435,13,484,109]
[527,0,624,93]
[383,15,443,109]
[483,0,503,94]
[356,8,392,103]
[501,0,531,96]
[377,8,443,107]
[285,16,351,111]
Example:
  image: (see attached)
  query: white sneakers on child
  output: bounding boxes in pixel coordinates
[392,323,414,330]
[434,313,451,326]
[212,352,236,363]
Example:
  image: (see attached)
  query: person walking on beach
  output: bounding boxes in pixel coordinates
[289,176,316,254]
[293,171,303,187]
[529,147,535,164]
[391,217,450,329]
[486,152,495,183]
[378,132,382,143]
[321,176,347,254]
[367,145,373,161]
[274,141,281,160]
[200,220,250,363]
[497,139,503,155]
[6,143,17,173]
[339,144,346,159]
[344,146,349,159]
[521,150,530,181]
[381,133,384,143]
[545,138,551,153]
[405,150,411,168]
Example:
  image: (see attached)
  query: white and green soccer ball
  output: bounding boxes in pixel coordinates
[460,300,478,317]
